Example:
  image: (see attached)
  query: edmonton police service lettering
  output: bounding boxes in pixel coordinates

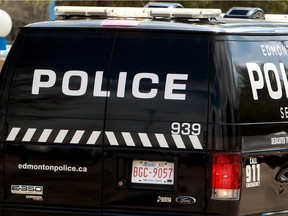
[246,43,288,119]
[247,44,288,101]
[31,69,188,100]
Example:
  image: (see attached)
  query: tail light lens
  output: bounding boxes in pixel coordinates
[211,153,241,200]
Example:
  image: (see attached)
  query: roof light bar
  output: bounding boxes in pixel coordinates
[265,14,288,22]
[54,6,221,19]
[55,6,107,17]
[150,8,221,19]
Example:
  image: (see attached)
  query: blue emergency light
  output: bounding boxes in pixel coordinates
[0,37,6,50]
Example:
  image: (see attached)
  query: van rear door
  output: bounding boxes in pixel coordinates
[2,29,114,215]
[103,31,209,215]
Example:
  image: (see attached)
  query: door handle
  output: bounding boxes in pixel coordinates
[276,168,288,183]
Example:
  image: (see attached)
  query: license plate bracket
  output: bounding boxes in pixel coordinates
[131,160,174,185]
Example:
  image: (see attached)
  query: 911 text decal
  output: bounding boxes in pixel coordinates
[32,69,188,100]
[246,157,261,188]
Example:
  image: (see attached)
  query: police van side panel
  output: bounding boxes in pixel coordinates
[1,28,115,215]
[209,36,288,215]
[102,31,208,215]
[0,27,209,215]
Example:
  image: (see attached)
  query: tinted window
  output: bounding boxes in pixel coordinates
[107,32,209,123]
[7,29,114,119]
[229,40,288,123]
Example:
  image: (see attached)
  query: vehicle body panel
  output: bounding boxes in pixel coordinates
[1,17,288,215]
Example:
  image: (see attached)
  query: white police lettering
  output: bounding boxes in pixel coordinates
[32,69,56,94]
[117,72,127,98]
[247,62,287,100]
[132,73,159,99]
[32,69,188,100]
[62,70,88,96]
[93,71,110,97]
[165,74,188,100]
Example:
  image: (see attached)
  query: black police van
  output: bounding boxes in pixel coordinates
[1,4,288,216]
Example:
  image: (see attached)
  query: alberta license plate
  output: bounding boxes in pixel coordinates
[131,160,174,185]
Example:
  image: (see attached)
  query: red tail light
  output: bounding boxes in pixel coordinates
[211,153,241,200]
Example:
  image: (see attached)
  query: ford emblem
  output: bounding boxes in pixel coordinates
[175,196,196,205]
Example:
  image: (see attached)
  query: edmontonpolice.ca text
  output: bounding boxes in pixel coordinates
[18,163,88,173]
[32,69,188,100]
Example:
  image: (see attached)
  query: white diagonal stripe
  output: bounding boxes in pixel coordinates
[155,134,169,148]
[87,131,101,144]
[189,135,203,149]
[70,130,85,144]
[54,130,69,143]
[38,129,53,142]
[138,133,152,147]
[6,127,204,150]
[172,134,186,149]
[106,131,119,146]
[6,127,21,141]
[122,132,136,146]
[23,128,37,142]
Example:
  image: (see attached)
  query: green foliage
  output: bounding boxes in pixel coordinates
[25,0,50,6]
[181,1,288,14]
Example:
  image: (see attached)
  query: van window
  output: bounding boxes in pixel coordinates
[107,32,209,123]
[7,30,114,119]
[104,32,209,150]
[229,40,288,123]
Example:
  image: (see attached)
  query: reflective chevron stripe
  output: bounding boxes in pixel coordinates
[6,127,203,150]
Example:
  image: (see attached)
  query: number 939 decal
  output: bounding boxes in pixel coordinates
[171,122,201,136]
